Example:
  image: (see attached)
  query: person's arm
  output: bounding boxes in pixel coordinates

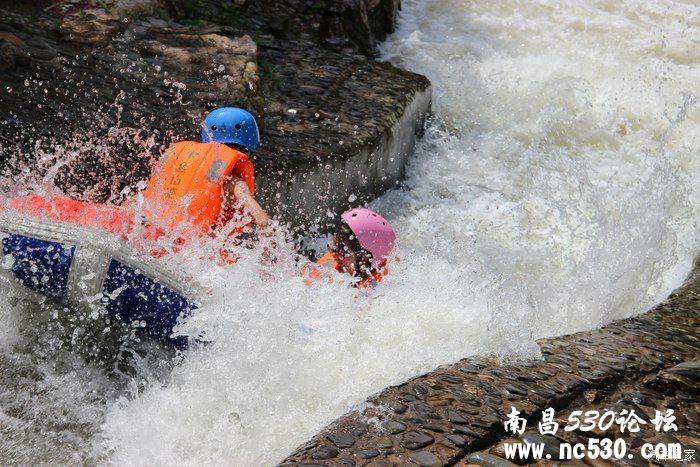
[229,176,270,228]
[121,197,137,209]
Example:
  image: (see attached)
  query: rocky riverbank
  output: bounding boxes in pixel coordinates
[0,0,430,234]
[280,258,699,466]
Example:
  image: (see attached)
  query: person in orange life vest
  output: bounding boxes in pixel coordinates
[304,208,396,288]
[137,107,269,246]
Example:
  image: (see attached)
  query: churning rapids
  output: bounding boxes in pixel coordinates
[1,0,698,464]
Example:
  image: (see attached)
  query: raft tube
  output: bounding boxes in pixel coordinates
[0,195,198,346]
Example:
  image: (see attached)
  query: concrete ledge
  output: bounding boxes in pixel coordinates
[257,85,431,232]
[279,259,700,465]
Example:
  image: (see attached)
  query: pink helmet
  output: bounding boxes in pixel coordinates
[341,208,396,268]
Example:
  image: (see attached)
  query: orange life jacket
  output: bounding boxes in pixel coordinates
[302,251,389,288]
[142,141,255,237]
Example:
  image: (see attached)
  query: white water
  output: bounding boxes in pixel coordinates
[1,0,699,465]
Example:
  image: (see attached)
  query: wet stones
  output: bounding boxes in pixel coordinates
[347,422,368,437]
[519,432,562,460]
[409,450,442,467]
[642,368,697,395]
[473,413,500,429]
[448,410,470,424]
[452,425,482,438]
[0,7,260,200]
[310,443,339,460]
[280,259,700,466]
[425,396,454,408]
[385,421,406,434]
[414,402,442,420]
[356,448,380,459]
[0,32,29,70]
[666,361,700,382]
[489,438,522,460]
[55,0,166,46]
[618,390,657,408]
[466,452,519,467]
[59,14,124,46]
[386,400,407,414]
[376,436,393,449]
[400,431,434,450]
[335,0,401,55]
[133,30,261,115]
[504,384,528,396]
[445,434,468,448]
[327,431,355,449]
[167,0,400,56]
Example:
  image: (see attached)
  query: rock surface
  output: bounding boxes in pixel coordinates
[0,0,429,234]
[167,0,402,56]
[279,258,700,465]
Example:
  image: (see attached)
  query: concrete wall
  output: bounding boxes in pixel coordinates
[257,86,432,234]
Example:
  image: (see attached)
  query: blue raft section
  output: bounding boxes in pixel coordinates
[2,234,74,300]
[2,233,195,347]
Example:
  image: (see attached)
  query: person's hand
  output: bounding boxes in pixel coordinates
[256,211,270,229]
[230,176,271,231]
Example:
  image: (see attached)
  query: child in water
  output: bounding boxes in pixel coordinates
[304,208,396,288]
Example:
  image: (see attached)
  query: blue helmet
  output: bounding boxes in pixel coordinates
[201,107,260,152]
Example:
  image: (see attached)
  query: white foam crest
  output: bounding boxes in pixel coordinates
[100,227,498,465]
[377,0,699,330]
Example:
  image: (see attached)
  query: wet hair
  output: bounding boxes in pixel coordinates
[331,222,374,278]
[334,223,361,252]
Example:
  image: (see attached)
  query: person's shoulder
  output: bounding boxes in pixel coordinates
[171,140,202,147]
[166,140,206,154]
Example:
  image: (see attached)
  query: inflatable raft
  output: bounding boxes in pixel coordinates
[0,194,198,346]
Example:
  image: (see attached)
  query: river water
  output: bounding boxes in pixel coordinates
[1,0,698,465]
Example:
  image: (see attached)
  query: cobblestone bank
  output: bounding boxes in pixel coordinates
[280,260,699,466]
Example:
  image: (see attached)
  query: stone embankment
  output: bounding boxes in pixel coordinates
[280,259,700,466]
[0,0,430,233]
